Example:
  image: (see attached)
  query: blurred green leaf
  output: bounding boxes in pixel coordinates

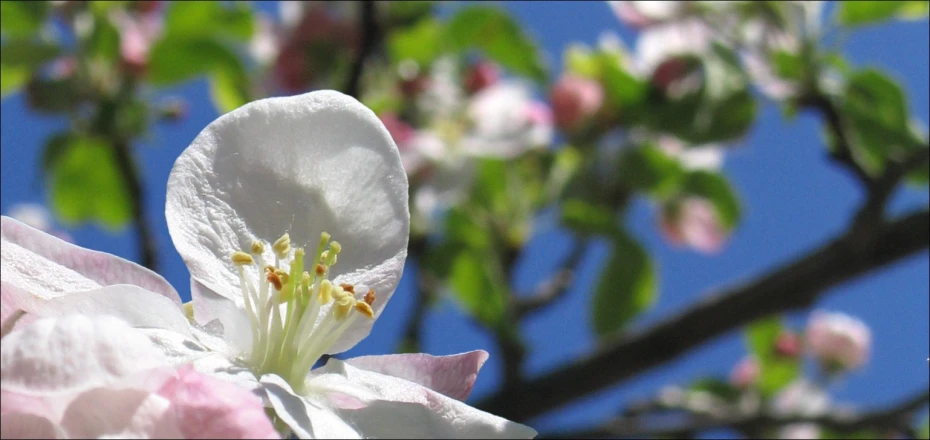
[148,37,244,86]
[1,39,60,69]
[445,207,492,251]
[449,250,507,327]
[680,171,741,229]
[209,68,250,114]
[24,76,85,113]
[565,45,599,78]
[745,318,799,396]
[545,145,583,200]
[918,416,929,440]
[87,13,121,61]
[561,199,616,236]
[0,1,47,38]
[46,135,132,229]
[388,18,442,67]
[843,69,923,175]
[592,230,657,337]
[164,1,254,40]
[600,52,648,112]
[384,1,436,28]
[771,50,805,82]
[445,6,547,83]
[837,1,929,26]
[618,145,686,197]
[0,64,29,97]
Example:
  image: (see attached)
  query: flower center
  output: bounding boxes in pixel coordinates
[230,232,375,391]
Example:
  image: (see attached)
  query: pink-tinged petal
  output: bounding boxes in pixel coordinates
[309,359,537,438]
[261,374,361,439]
[0,413,61,439]
[345,350,488,401]
[1,284,36,338]
[0,315,167,395]
[158,365,278,439]
[1,216,180,304]
[59,388,180,439]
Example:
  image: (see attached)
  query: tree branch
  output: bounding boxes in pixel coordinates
[546,387,930,438]
[476,209,929,421]
[111,140,157,271]
[344,1,378,99]
[513,238,587,318]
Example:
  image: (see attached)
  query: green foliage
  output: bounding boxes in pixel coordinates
[445,6,547,84]
[0,1,48,38]
[688,377,743,404]
[837,1,929,27]
[449,250,508,327]
[44,134,132,229]
[388,18,443,68]
[617,145,686,198]
[163,1,254,41]
[0,39,60,98]
[563,45,648,114]
[842,68,924,175]
[592,229,658,337]
[561,199,616,236]
[745,318,800,397]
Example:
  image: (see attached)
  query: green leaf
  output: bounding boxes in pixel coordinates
[592,231,657,337]
[0,63,29,97]
[388,18,442,67]
[0,1,47,38]
[689,377,742,404]
[560,199,616,236]
[680,171,741,229]
[164,1,254,41]
[209,68,250,114]
[0,39,60,68]
[444,207,492,251]
[744,318,800,396]
[600,52,648,112]
[771,49,804,82]
[445,6,547,83]
[86,13,121,62]
[448,250,507,327]
[617,145,686,197]
[837,1,929,27]
[385,1,436,28]
[148,37,245,86]
[564,45,599,78]
[45,135,132,229]
[842,68,923,175]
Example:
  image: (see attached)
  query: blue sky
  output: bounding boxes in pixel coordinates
[1,2,927,436]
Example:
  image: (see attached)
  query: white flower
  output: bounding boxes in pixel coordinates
[461,81,553,158]
[771,380,830,439]
[805,311,871,372]
[2,91,536,439]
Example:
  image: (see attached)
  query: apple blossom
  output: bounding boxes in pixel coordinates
[609,1,690,29]
[550,74,604,132]
[659,197,728,254]
[806,311,871,372]
[3,91,536,439]
[1,314,276,439]
[771,380,830,439]
[464,60,501,94]
[656,135,723,171]
[729,356,760,389]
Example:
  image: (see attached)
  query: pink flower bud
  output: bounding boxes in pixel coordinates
[550,74,604,132]
[775,331,802,359]
[380,113,415,146]
[805,311,871,372]
[651,57,702,99]
[464,61,500,94]
[659,197,727,254]
[729,356,760,389]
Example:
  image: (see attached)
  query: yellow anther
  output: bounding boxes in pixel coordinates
[339,283,355,294]
[320,231,331,242]
[334,294,354,320]
[231,251,254,266]
[294,247,305,259]
[251,241,265,254]
[301,271,311,289]
[319,280,333,304]
[329,241,342,254]
[320,251,329,261]
[273,233,291,257]
[363,289,376,306]
[354,301,374,318]
[183,301,195,320]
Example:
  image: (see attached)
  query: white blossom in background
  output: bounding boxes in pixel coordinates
[5,203,72,243]
[659,197,728,254]
[0,314,276,439]
[806,310,872,373]
[1,91,537,439]
[771,380,831,439]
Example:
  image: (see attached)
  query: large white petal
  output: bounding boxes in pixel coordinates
[166,90,409,354]
[261,374,361,439]
[309,359,537,439]
[191,277,253,354]
[0,315,167,395]
[0,216,180,303]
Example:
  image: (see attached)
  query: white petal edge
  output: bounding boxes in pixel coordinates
[346,350,489,401]
[165,90,410,355]
[261,374,361,439]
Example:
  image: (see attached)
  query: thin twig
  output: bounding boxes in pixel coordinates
[344,1,378,98]
[513,238,588,318]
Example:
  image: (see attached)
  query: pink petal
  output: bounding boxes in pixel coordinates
[0,413,60,439]
[346,351,488,401]
[158,365,278,439]
[0,216,180,303]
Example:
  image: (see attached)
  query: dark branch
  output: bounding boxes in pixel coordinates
[112,141,157,271]
[513,238,587,318]
[477,209,929,421]
[546,387,930,439]
[344,1,378,98]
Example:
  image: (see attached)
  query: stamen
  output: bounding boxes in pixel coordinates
[251,241,265,254]
[231,251,254,265]
[364,289,376,306]
[354,301,374,318]
[319,280,333,304]
[267,270,284,291]
[273,233,291,258]
[340,283,355,294]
